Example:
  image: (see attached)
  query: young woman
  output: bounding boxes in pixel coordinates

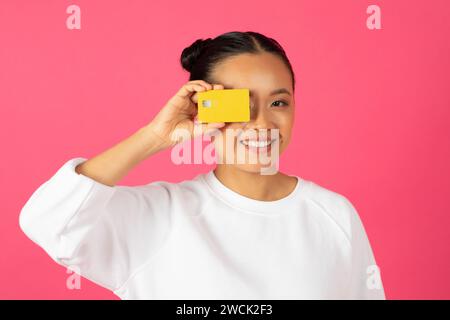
[19,31,385,299]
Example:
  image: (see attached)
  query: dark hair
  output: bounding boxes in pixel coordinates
[180,31,296,92]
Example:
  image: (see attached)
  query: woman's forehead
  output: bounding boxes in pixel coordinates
[210,53,293,94]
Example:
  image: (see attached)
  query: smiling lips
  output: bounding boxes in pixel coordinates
[239,138,277,148]
[235,129,280,154]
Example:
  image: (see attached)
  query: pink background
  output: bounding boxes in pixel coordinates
[1,0,449,299]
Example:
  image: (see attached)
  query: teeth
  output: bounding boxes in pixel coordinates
[240,140,274,148]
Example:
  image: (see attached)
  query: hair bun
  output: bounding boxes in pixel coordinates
[180,38,213,72]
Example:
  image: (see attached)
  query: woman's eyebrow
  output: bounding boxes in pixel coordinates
[221,86,292,97]
[269,88,291,96]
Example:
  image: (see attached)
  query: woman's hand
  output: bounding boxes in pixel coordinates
[146,80,226,148]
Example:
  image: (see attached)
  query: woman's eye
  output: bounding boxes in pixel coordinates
[271,100,288,107]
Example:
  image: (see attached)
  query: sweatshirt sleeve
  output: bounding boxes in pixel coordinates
[19,157,175,292]
[346,200,386,300]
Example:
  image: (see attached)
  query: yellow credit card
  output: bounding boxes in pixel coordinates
[197,89,250,123]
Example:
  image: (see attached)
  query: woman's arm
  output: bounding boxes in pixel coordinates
[19,80,226,292]
[74,125,168,187]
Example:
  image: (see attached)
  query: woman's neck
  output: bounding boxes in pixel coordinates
[213,165,298,201]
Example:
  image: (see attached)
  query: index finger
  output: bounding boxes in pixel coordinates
[191,83,225,104]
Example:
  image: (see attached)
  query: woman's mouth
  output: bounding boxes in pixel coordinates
[238,138,278,154]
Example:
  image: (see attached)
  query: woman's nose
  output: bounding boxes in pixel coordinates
[248,104,275,129]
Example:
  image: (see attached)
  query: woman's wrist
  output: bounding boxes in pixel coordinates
[138,124,172,156]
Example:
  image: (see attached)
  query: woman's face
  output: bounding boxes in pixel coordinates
[208,52,295,174]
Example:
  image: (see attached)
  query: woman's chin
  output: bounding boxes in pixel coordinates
[232,163,274,174]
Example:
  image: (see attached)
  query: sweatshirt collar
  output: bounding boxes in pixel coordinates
[201,169,306,215]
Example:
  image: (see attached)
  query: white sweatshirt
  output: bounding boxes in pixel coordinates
[19,158,386,300]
